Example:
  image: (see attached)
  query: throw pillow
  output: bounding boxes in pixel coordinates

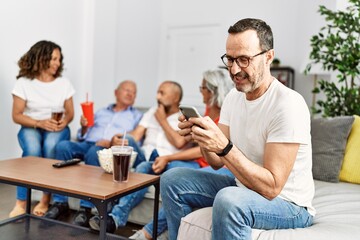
[311,116,354,183]
[339,115,360,184]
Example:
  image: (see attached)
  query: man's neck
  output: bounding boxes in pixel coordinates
[113,103,129,112]
[246,75,274,101]
[166,106,180,116]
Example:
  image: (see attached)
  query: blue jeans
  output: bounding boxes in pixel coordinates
[16,126,70,200]
[143,166,234,236]
[52,140,105,208]
[125,135,146,168]
[110,160,200,228]
[160,168,314,240]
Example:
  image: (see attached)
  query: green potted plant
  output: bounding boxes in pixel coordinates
[271,58,281,67]
[305,0,360,117]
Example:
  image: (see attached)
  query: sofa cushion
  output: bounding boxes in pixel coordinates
[339,115,360,184]
[311,116,354,183]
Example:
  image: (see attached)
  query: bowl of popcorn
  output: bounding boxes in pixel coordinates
[97,148,138,173]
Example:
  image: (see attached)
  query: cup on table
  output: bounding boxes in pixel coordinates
[81,102,94,127]
[51,107,64,124]
[111,146,133,182]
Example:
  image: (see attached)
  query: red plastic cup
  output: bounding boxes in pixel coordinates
[81,102,94,127]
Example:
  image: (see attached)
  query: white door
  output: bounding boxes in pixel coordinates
[160,24,224,113]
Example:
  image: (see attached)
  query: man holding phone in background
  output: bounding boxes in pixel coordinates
[88,81,201,235]
[161,18,315,240]
[43,80,143,227]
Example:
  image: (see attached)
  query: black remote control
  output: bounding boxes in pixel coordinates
[52,158,81,168]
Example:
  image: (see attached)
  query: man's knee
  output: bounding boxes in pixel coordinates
[55,140,74,159]
[55,140,72,151]
[213,187,253,219]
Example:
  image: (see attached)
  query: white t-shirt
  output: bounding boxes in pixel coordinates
[12,77,75,120]
[139,106,182,160]
[220,79,315,215]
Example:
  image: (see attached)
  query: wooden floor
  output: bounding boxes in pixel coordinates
[0,183,142,237]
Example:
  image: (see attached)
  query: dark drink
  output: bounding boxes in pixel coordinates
[113,153,131,182]
[51,111,63,122]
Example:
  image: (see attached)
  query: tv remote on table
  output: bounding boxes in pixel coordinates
[52,158,81,168]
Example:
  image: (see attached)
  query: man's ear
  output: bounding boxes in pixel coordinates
[266,49,275,65]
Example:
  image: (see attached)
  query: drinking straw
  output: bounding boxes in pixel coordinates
[86,92,88,103]
[122,130,127,147]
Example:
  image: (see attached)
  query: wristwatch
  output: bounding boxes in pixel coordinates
[216,139,233,157]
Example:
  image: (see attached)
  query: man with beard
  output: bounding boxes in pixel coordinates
[88,80,199,234]
[160,18,315,240]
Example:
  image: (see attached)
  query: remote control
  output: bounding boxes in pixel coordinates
[52,158,81,168]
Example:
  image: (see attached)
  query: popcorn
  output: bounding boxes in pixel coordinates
[97,148,138,173]
[97,148,114,173]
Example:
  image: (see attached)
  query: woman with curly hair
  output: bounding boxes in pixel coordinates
[10,40,75,217]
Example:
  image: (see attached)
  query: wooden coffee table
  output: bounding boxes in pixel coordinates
[0,157,160,239]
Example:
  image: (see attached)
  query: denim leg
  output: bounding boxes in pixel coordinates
[42,127,70,159]
[55,140,94,160]
[212,187,313,240]
[144,166,234,236]
[160,168,236,240]
[126,135,146,168]
[16,127,42,200]
[165,160,200,171]
[80,145,106,208]
[84,145,104,166]
[109,161,153,227]
[200,166,235,177]
[53,140,94,203]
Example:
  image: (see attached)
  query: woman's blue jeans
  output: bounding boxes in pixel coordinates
[160,168,314,240]
[110,159,200,229]
[16,126,70,200]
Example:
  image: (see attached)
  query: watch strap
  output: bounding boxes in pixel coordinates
[216,139,233,157]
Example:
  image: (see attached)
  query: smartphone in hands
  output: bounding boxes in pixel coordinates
[179,105,202,120]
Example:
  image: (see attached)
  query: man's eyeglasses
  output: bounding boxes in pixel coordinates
[221,50,269,68]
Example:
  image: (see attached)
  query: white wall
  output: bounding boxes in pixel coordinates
[0,0,89,160]
[0,0,337,160]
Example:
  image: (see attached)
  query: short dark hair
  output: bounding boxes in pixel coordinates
[228,18,273,51]
[164,81,183,103]
[16,40,64,80]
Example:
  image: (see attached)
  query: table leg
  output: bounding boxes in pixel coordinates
[25,187,32,233]
[152,181,160,239]
[26,187,32,214]
[95,200,108,240]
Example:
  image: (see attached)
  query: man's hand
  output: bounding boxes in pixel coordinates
[152,156,169,174]
[80,115,88,127]
[110,134,129,146]
[178,114,196,142]
[154,104,167,123]
[186,116,228,154]
[96,139,111,148]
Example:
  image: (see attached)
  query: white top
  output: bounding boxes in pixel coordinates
[139,106,182,160]
[12,77,75,120]
[220,79,315,215]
